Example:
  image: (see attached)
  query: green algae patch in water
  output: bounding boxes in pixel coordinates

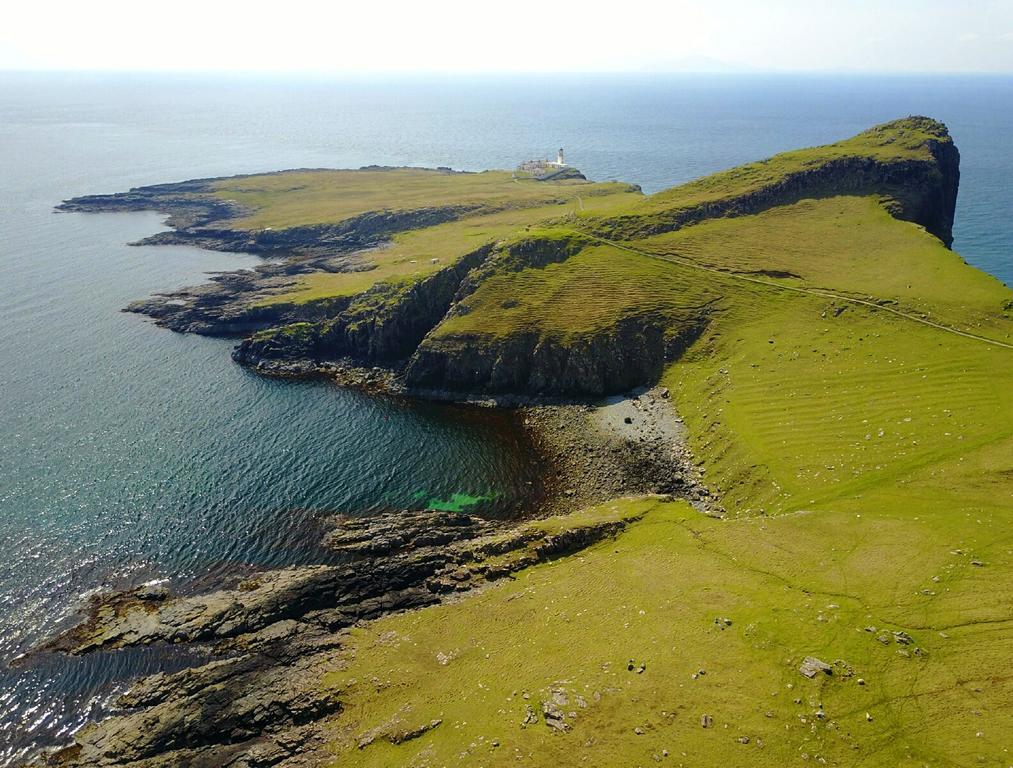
[423,493,493,512]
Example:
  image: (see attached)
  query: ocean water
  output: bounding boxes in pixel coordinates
[0,72,1010,764]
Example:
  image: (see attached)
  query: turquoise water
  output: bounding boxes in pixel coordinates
[1,72,1011,764]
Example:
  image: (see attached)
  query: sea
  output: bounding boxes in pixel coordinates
[0,72,1010,764]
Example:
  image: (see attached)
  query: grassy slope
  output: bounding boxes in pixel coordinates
[628,116,944,215]
[213,168,640,307]
[426,194,1011,350]
[321,497,1009,767]
[212,169,631,230]
[311,122,1012,766]
[259,189,639,306]
[435,242,719,340]
[634,196,1011,341]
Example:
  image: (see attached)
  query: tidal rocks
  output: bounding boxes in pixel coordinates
[30,507,643,768]
[121,259,354,336]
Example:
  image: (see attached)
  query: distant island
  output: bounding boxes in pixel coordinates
[32,117,1013,768]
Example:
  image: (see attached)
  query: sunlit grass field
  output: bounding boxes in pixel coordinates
[322,493,1010,767]
[211,167,636,230]
[315,122,1011,766]
[433,242,720,340]
[257,189,640,306]
[182,119,1012,767]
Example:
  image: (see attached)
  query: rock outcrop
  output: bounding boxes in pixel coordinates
[58,117,962,400]
[232,245,493,367]
[404,314,709,396]
[28,507,643,767]
[590,117,960,247]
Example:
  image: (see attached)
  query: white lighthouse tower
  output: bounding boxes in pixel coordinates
[555,148,565,166]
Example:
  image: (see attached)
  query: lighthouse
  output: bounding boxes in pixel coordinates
[556,148,565,166]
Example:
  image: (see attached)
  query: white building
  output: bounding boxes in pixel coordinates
[517,148,570,179]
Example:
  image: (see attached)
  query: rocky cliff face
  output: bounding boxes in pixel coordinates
[232,230,713,399]
[595,156,960,249]
[907,135,961,246]
[61,119,962,401]
[594,140,960,247]
[232,245,493,366]
[404,315,708,397]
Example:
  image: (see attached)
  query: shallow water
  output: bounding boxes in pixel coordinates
[1,72,1010,764]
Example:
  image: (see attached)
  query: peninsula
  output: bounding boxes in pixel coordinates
[33,117,1013,767]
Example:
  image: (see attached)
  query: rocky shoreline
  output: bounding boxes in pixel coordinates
[521,386,716,516]
[19,376,708,767]
[236,356,715,517]
[58,170,488,339]
[21,118,989,767]
[23,495,658,767]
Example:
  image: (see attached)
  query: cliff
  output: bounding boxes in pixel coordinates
[391,117,963,397]
[61,119,963,400]
[589,116,960,245]
[232,244,493,366]
[33,118,1013,768]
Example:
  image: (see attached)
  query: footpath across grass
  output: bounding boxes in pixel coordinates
[322,496,1010,767]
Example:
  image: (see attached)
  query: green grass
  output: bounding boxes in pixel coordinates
[249,178,641,307]
[632,116,947,216]
[320,497,1010,767]
[432,241,717,341]
[633,196,1012,340]
[306,125,1010,766]
[664,285,1013,515]
[211,168,636,230]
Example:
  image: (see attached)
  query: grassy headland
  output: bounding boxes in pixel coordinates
[308,118,1011,765]
[50,118,1012,768]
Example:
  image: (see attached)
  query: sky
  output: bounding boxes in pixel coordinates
[2,0,1012,74]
